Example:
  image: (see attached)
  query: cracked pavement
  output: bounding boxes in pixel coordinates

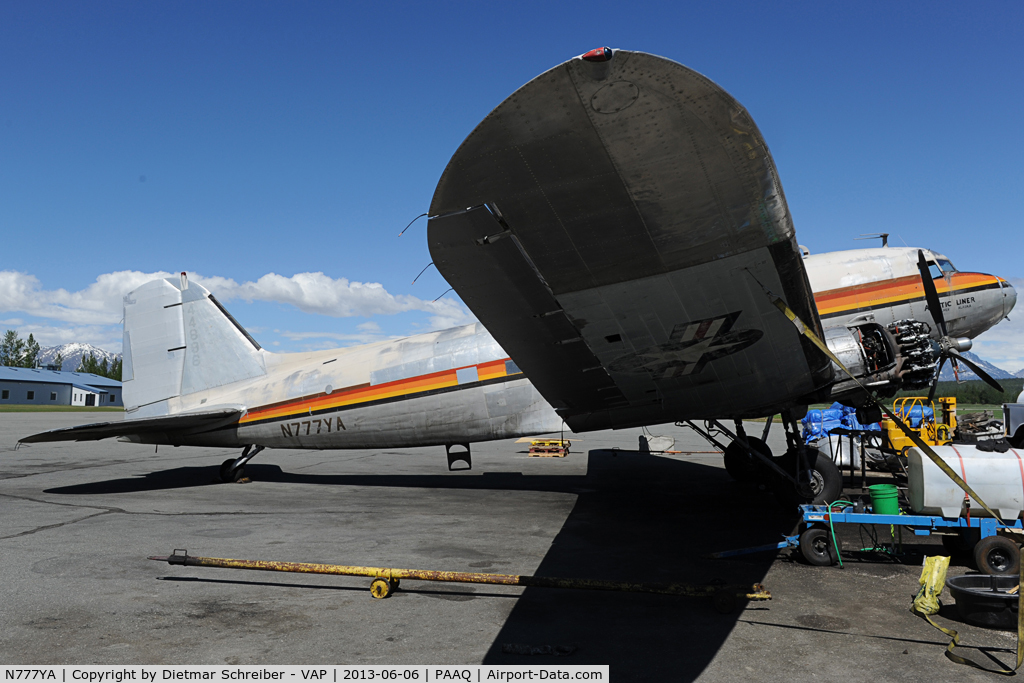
[0,412,1016,680]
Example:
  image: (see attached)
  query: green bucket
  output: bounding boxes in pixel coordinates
[869,484,900,515]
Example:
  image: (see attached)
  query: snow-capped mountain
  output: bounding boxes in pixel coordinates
[36,343,121,372]
[937,351,1014,381]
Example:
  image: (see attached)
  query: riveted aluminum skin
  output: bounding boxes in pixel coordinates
[429,50,833,430]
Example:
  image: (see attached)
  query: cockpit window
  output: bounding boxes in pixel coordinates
[929,259,956,279]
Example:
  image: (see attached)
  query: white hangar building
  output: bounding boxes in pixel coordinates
[0,367,123,407]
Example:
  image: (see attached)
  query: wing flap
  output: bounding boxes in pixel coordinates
[430,206,623,412]
[19,408,243,444]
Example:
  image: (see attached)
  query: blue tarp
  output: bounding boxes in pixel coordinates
[898,405,934,429]
[801,402,881,443]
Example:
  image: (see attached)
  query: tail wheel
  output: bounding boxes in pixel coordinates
[219,458,244,483]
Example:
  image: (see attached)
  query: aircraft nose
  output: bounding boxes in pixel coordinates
[1005,279,1018,318]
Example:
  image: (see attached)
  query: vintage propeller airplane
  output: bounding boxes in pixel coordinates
[20,48,1016,503]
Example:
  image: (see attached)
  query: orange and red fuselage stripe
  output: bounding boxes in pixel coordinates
[814,272,1004,319]
[241,273,1005,425]
[241,358,517,426]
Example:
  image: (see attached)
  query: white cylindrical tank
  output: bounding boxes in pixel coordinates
[907,445,1024,519]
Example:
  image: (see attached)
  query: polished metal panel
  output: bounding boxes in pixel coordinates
[368,323,504,385]
[822,326,866,380]
[456,366,479,384]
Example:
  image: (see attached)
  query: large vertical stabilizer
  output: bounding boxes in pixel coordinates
[122,275,266,415]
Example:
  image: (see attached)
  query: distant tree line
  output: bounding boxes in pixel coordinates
[0,329,42,368]
[896,378,1024,405]
[77,353,122,381]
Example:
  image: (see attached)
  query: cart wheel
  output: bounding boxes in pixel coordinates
[799,526,838,567]
[370,578,392,599]
[973,536,1020,575]
[723,437,772,482]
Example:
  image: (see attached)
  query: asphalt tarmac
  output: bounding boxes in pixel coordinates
[0,413,1016,681]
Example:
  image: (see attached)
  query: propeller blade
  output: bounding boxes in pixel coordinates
[947,349,1004,393]
[917,250,948,338]
[928,356,947,401]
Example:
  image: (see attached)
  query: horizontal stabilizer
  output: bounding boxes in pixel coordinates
[18,408,243,444]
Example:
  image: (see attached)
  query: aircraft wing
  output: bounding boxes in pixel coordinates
[428,50,833,431]
[18,408,243,444]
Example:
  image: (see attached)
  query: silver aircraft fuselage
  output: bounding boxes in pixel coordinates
[125,244,1014,451]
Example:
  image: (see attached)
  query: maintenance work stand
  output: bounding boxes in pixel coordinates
[713,504,1024,575]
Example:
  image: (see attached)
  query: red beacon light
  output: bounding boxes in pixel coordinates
[581,47,613,62]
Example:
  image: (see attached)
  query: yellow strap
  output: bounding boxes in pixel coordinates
[912,551,1024,674]
[753,275,1023,672]
[762,286,1006,524]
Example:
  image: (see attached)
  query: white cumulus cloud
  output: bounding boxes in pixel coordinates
[0,269,474,329]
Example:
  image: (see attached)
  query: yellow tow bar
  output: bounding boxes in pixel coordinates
[149,549,770,613]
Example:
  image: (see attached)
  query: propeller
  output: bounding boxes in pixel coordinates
[916,250,1004,400]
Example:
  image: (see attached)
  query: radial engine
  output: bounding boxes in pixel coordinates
[823,319,947,406]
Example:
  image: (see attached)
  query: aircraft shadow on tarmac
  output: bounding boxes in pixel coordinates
[475,450,795,680]
[44,464,592,495]
[46,449,796,679]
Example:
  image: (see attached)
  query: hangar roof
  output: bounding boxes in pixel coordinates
[0,367,122,388]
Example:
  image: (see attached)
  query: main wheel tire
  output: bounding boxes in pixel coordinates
[219,458,244,483]
[799,526,838,566]
[723,437,773,482]
[773,449,843,507]
[973,536,1020,575]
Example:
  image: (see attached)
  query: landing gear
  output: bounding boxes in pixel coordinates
[680,413,841,507]
[219,459,245,483]
[219,444,265,483]
[770,412,842,507]
[772,448,842,507]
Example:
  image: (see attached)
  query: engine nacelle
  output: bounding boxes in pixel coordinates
[824,320,940,405]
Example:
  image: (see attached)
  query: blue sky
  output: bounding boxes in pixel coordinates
[2,1,1022,370]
